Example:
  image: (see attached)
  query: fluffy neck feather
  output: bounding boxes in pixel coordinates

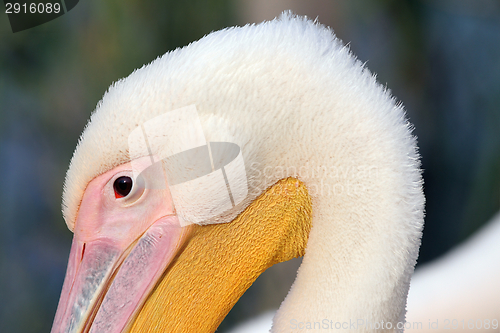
[63,13,424,331]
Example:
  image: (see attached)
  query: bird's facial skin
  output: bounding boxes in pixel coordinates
[52,150,312,333]
[51,159,192,333]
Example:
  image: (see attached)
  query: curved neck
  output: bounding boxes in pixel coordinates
[271,143,424,332]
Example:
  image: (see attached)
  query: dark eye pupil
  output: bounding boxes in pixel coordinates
[114,176,133,198]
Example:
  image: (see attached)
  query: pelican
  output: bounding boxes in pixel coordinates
[51,12,424,333]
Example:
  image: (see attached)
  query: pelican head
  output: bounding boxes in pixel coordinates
[51,12,424,333]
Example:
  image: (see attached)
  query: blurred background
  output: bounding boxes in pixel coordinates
[1,0,499,332]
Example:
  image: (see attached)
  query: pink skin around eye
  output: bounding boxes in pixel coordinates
[74,159,175,248]
[51,158,186,333]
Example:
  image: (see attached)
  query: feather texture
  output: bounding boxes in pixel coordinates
[63,12,424,332]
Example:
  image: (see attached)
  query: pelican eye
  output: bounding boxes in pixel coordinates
[114,176,133,198]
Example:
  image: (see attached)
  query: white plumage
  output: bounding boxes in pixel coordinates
[62,13,424,332]
[226,212,500,333]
